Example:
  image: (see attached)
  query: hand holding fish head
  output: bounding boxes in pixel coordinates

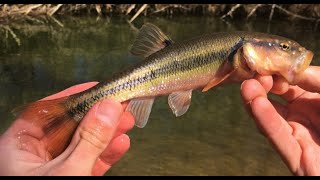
[242,36,313,84]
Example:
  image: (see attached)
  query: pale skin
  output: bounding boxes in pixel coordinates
[240,66,320,176]
[0,82,135,176]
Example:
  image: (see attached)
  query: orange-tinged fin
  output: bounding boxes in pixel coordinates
[14,97,78,159]
[168,90,192,117]
[202,61,235,92]
[126,97,155,128]
[130,23,173,58]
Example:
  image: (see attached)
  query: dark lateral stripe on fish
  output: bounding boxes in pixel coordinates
[15,22,313,159]
[67,41,244,118]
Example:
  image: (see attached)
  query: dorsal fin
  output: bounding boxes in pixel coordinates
[130,23,173,58]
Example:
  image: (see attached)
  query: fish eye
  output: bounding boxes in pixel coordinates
[279,42,290,51]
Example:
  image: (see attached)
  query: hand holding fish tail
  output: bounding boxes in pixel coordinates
[241,66,320,176]
[0,82,134,176]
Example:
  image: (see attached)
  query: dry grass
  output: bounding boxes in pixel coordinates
[2,4,320,46]
[1,4,320,24]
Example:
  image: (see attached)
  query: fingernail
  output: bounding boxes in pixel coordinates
[96,99,123,126]
[240,80,247,90]
[118,134,130,143]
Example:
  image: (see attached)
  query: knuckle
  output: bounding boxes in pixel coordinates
[79,125,109,150]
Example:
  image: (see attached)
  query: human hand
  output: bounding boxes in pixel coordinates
[240,66,320,176]
[0,82,134,176]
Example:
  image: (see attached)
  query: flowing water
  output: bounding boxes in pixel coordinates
[1,16,319,175]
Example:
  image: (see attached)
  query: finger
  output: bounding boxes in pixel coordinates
[254,74,273,93]
[52,101,132,168]
[241,79,268,104]
[270,76,289,95]
[270,66,320,102]
[114,111,135,137]
[279,85,306,103]
[92,134,130,176]
[271,75,306,103]
[296,66,320,93]
[43,82,99,100]
[240,79,268,116]
[121,100,129,110]
[92,111,134,174]
[64,99,123,173]
[271,66,320,96]
[295,96,320,132]
[269,99,288,119]
[288,121,320,175]
[250,96,301,172]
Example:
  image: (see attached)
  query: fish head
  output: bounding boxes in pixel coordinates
[242,35,313,84]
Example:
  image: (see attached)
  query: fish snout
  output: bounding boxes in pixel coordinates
[282,49,313,84]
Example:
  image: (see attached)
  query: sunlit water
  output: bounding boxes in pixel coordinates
[1,16,319,175]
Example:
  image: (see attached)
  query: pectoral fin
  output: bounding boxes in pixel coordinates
[202,60,235,92]
[126,97,155,128]
[168,90,192,117]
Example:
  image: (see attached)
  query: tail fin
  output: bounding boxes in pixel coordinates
[14,97,78,158]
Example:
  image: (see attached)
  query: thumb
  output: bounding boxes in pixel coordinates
[65,99,123,172]
[296,66,320,93]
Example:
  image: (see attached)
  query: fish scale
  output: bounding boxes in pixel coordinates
[66,32,288,121]
[16,23,313,158]
[66,27,310,126]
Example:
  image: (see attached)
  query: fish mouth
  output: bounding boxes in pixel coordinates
[282,50,313,84]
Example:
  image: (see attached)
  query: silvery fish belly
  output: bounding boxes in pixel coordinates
[16,23,314,158]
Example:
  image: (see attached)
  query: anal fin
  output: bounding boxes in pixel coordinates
[126,97,155,128]
[168,90,192,117]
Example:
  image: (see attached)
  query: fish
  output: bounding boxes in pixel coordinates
[15,23,314,158]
